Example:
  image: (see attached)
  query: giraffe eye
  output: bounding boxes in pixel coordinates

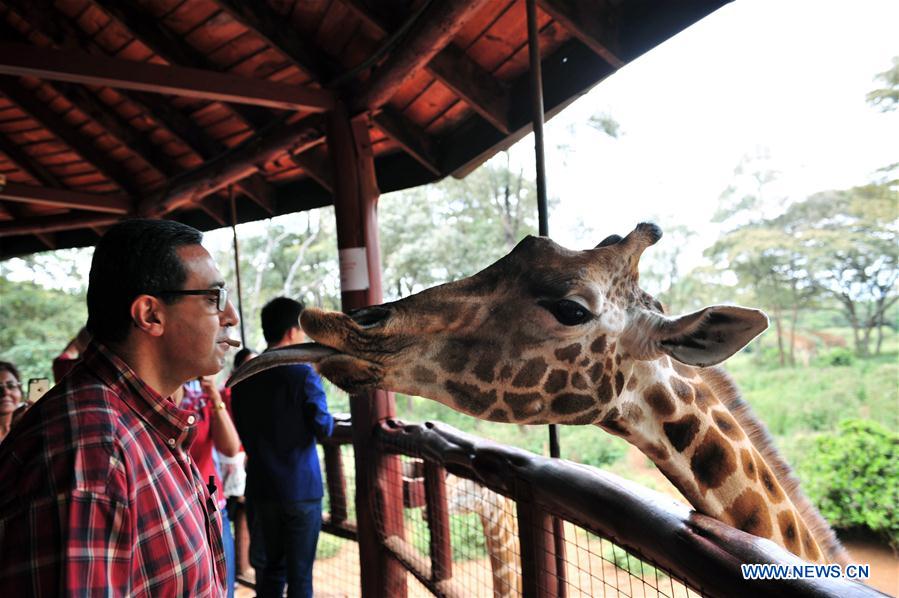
[540,299,593,326]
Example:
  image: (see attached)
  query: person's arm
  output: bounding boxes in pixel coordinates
[63,489,133,594]
[303,368,334,439]
[200,376,241,457]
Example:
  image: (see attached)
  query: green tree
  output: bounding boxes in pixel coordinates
[866,56,899,112]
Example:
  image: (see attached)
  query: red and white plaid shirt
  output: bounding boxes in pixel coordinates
[0,342,226,597]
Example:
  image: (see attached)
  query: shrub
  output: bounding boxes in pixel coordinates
[798,419,899,547]
[817,347,855,367]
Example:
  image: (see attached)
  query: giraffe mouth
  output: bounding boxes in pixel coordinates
[225,341,385,393]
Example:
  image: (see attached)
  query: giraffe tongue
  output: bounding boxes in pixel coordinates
[225,342,339,387]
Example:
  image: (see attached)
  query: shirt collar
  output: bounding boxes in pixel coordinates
[82,341,197,448]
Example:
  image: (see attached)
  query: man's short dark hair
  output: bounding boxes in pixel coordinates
[87,219,203,343]
[261,297,305,344]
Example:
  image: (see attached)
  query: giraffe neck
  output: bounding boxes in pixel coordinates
[475,493,521,598]
[604,360,839,564]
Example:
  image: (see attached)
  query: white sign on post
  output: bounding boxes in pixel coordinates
[339,247,370,292]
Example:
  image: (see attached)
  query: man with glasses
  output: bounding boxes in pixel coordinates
[0,219,239,596]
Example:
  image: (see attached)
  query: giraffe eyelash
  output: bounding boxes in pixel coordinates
[537,299,595,326]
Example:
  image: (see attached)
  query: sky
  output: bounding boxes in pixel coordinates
[4,0,898,289]
[500,0,899,262]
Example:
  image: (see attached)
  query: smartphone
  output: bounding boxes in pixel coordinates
[27,378,51,403]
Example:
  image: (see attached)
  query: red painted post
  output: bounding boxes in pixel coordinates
[327,102,407,598]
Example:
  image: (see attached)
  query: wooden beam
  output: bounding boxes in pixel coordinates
[289,146,334,193]
[0,211,121,236]
[0,19,180,178]
[0,42,335,112]
[235,174,276,215]
[0,131,63,187]
[341,0,511,133]
[139,115,326,217]
[0,76,140,196]
[537,0,624,68]
[197,197,228,226]
[214,0,330,81]
[352,0,493,112]
[373,108,440,175]
[87,0,272,130]
[0,181,130,214]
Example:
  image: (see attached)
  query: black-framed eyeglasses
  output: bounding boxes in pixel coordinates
[1,381,22,392]
[157,288,229,312]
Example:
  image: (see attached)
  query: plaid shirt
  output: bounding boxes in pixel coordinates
[0,342,226,597]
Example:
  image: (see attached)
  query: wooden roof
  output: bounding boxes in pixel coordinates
[0,0,729,259]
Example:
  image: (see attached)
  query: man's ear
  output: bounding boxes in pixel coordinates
[130,295,166,338]
[622,306,768,367]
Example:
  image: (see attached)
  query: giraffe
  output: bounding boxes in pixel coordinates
[445,475,521,598]
[230,223,847,565]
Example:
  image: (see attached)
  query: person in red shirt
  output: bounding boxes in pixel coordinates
[176,375,241,598]
[0,219,239,596]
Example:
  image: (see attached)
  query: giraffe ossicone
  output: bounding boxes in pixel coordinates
[230,222,846,565]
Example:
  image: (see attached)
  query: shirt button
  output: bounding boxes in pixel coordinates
[187,415,196,424]
[168,438,176,447]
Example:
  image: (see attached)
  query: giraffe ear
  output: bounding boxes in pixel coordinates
[628,306,768,367]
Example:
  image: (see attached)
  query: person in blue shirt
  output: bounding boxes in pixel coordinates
[230,297,333,598]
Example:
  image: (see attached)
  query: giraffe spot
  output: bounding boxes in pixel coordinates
[712,410,744,441]
[543,370,568,393]
[499,365,513,380]
[445,380,496,415]
[597,375,613,404]
[512,357,549,388]
[615,371,625,395]
[616,354,622,365]
[571,372,588,390]
[554,343,582,363]
[579,357,591,367]
[588,362,604,384]
[663,414,701,452]
[693,382,716,412]
[741,449,757,481]
[623,404,645,425]
[590,335,607,354]
[778,510,801,555]
[604,357,613,371]
[757,460,785,503]
[691,428,737,492]
[670,378,694,403]
[436,339,472,373]
[599,407,629,435]
[645,442,670,461]
[802,528,821,561]
[551,393,594,415]
[488,409,509,423]
[645,384,675,416]
[504,392,545,419]
[565,408,599,425]
[672,361,696,379]
[626,375,638,391]
[473,351,501,383]
[412,366,437,384]
[729,488,773,538]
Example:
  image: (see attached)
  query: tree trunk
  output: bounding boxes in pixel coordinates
[788,305,799,367]
[773,312,786,366]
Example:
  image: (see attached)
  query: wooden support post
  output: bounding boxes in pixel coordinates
[423,462,452,582]
[328,102,406,598]
[516,479,558,598]
[323,444,348,525]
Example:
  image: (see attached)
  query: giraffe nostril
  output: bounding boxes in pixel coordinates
[349,306,392,329]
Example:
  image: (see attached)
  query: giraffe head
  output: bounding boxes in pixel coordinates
[298,223,768,424]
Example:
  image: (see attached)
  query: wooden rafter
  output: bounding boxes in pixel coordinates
[235,174,276,215]
[139,115,327,217]
[352,0,494,112]
[0,76,140,196]
[0,130,63,187]
[537,0,624,68]
[341,0,512,134]
[213,0,445,178]
[0,211,122,236]
[0,181,130,214]
[289,146,334,194]
[0,42,335,112]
